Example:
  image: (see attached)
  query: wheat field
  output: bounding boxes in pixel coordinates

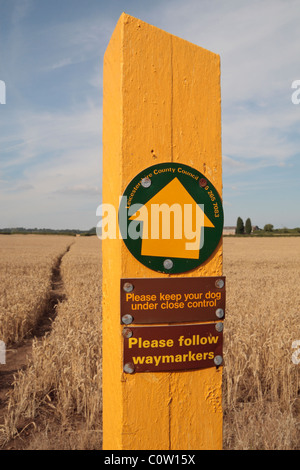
[0,235,299,449]
[0,235,102,449]
[223,237,300,449]
[0,235,72,346]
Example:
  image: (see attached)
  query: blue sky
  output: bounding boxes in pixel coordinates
[0,0,300,229]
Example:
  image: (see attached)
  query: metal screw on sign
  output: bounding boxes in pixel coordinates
[122,314,134,325]
[215,308,224,319]
[215,279,224,289]
[141,177,151,188]
[163,259,173,270]
[199,178,207,188]
[123,282,134,293]
[122,328,133,338]
[215,322,223,333]
[214,355,223,367]
[124,363,135,374]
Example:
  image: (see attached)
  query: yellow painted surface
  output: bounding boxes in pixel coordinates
[102,13,222,450]
[130,177,214,259]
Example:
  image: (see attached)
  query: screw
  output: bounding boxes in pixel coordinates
[124,363,135,374]
[163,259,173,270]
[123,282,134,293]
[141,177,151,188]
[214,355,223,366]
[215,278,224,289]
[122,327,133,338]
[199,178,207,188]
[215,308,224,319]
[122,314,133,325]
[215,322,223,332]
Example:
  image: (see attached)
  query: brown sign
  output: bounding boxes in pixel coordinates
[121,276,225,324]
[123,323,223,373]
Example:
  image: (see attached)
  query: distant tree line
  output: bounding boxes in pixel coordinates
[236,217,252,234]
[0,227,97,236]
[235,218,300,235]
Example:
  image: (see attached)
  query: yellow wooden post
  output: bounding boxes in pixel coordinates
[102,13,223,450]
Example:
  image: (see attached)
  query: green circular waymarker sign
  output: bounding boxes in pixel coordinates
[119,162,223,274]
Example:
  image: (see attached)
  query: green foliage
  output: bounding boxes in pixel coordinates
[245,218,252,234]
[264,224,274,232]
[236,217,244,234]
[0,227,97,236]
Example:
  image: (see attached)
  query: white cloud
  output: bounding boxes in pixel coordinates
[0,102,102,226]
[36,13,114,72]
[54,184,100,196]
[6,183,34,192]
[222,155,248,170]
[48,58,73,70]
[1,102,101,165]
[11,0,33,25]
[157,0,300,170]
[2,0,300,228]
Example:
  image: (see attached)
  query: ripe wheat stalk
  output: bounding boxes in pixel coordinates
[0,236,299,449]
[0,236,102,449]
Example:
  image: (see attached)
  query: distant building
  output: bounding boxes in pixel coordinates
[223,226,236,235]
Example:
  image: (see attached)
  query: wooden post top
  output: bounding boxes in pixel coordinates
[102,13,223,450]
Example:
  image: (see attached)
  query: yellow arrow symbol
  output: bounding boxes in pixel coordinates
[129,177,214,259]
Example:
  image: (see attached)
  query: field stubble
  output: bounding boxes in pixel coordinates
[0,236,299,449]
[0,236,102,449]
[0,235,72,345]
[223,237,300,449]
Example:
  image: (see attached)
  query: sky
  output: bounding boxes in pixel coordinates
[0,0,300,230]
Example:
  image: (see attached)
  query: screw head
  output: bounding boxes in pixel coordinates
[215,308,224,319]
[123,282,134,293]
[163,259,173,270]
[141,177,151,188]
[214,355,223,366]
[215,322,223,332]
[122,327,133,338]
[124,362,135,374]
[215,278,224,289]
[199,178,207,188]
[122,314,133,325]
